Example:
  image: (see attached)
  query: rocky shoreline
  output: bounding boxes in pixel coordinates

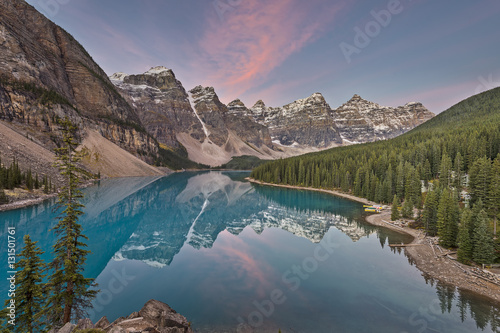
[247,178,500,305]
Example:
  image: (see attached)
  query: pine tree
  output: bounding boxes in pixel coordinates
[401,199,413,219]
[488,155,500,236]
[437,188,459,248]
[26,168,33,191]
[43,175,49,194]
[453,152,464,189]
[0,188,8,205]
[423,190,439,236]
[469,156,491,205]
[391,195,400,221]
[34,173,40,190]
[12,235,45,333]
[44,118,98,327]
[457,208,473,264]
[439,153,452,188]
[472,209,495,265]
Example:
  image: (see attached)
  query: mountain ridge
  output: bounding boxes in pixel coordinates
[111,67,434,165]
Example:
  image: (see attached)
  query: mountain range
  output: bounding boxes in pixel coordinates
[0,0,434,176]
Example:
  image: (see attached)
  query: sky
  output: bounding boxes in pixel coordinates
[26,0,500,114]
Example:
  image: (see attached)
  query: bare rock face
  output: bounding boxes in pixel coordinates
[332,94,435,143]
[76,318,95,330]
[226,99,273,148]
[111,67,204,148]
[249,93,343,147]
[56,323,76,333]
[189,85,229,146]
[0,0,158,161]
[245,93,434,147]
[95,316,110,329]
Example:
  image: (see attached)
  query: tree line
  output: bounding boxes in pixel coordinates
[251,87,500,265]
[0,156,55,204]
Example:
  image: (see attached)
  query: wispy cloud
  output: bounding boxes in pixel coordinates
[192,0,346,98]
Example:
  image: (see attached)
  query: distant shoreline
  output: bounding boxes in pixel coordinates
[0,179,97,212]
[247,177,500,305]
[246,177,379,206]
[0,193,57,212]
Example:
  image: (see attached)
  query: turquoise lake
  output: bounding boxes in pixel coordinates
[1,171,499,332]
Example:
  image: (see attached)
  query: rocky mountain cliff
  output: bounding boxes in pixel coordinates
[332,94,434,143]
[110,66,204,150]
[0,0,159,168]
[244,93,434,146]
[247,92,343,147]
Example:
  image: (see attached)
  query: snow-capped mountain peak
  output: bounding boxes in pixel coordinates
[109,72,128,81]
[145,66,171,75]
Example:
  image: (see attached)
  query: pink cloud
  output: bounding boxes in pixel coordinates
[200,230,277,299]
[193,0,347,98]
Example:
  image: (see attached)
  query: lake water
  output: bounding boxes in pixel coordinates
[1,171,499,332]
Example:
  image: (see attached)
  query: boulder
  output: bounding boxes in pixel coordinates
[76,318,94,330]
[108,327,126,333]
[127,311,140,319]
[57,322,76,333]
[111,316,126,326]
[95,316,110,329]
[139,299,191,332]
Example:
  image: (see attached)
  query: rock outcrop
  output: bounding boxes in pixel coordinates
[53,299,192,333]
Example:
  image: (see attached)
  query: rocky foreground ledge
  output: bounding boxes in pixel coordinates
[51,299,193,333]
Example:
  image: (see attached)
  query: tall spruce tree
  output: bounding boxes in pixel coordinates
[423,189,439,236]
[457,208,473,264]
[401,199,413,219]
[437,188,459,248]
[469,156,491,205]
[488,154,500,236]
[391,195,400,221]
[472,209,495,265]
[0,188,7,205]
[44,118,97,326]
[11,235,45,333]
